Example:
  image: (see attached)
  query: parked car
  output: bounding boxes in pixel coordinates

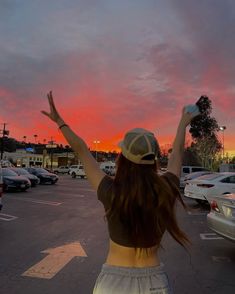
[180,171,214,189]
[9,167,40,187]
[53,166,70,174]
[100,162,116,176]
[24,167,58,184]
[68,165,86,178]
[2,168,31,191]
[207,193,235,242]
[184,172,235,204]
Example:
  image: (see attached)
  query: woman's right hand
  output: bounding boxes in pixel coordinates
[41,91,64,125]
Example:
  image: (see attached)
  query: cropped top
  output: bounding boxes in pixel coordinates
[97,172,180,248]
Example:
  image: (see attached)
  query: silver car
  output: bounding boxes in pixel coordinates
[207,193,235,242]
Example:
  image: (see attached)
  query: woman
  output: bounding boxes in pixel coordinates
[42,91,200,294]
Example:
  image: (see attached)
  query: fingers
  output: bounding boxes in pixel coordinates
[47,90,58,113]
[41,110,50,117]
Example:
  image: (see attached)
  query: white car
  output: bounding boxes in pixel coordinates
[53,166,70,174]
[207,193,235,242]
[69,165,86,179]
[100,162,116,176]
[184,172,235,204]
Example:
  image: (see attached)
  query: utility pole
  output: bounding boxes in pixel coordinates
[46,137,57,171]
[0,123,9,161]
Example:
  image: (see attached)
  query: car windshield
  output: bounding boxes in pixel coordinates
[35,168,49,174]
[12,168,29,175]
[2,169,18,176]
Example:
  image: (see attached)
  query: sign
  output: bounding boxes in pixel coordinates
[25,147,35,153]
[22,242,87,279]
[46,144,57,148]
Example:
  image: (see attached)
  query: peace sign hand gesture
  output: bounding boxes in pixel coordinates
[41,91,64,125]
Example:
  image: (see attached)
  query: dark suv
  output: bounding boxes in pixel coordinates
[25,167,58,184]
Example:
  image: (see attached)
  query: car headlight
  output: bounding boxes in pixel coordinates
[42,175,51,178]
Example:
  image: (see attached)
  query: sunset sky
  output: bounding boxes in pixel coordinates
[0,0,234,155]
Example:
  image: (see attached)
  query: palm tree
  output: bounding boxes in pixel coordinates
[34,134,38,144]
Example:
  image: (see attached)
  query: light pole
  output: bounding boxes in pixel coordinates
[93,140,100,161]
[219,126,226,159]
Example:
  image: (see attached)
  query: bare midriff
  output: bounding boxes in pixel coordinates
[105,239,160,267]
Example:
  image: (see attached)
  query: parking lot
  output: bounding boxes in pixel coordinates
[0,175,234,294]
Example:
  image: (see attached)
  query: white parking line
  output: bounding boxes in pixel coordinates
[212,256,231,262]
[0,213,18,221]
[187,211,208,216]
[79,188,95,192]
[7,196,62,206]
[200,233,224,240]
[41,192,85,198]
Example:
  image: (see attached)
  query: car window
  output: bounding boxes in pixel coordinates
[15,168,29,175]
[221,176,235,184]
[192,167,207,172]
[230,176,235,184]
[79,166,84,170]
[182,167,190,173]
[2,169,18,176]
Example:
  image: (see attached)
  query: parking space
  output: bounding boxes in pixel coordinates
[0,176,234,294]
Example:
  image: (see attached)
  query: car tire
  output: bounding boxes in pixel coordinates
[72,172,76,178]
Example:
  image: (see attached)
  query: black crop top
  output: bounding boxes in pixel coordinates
[97,172,180,248]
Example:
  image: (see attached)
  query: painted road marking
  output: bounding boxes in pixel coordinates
[0,213,18,221]
[79,188,95,192]
[22,242,87,279]
[41,192,85,198]
[212,256,231,262]
[187,211,208,216]
[7,196,62,206]
[200,233,224,240]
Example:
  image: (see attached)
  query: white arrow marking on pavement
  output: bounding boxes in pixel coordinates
[200,233,224,240]
[22,242,87,279]
[0,213,18,221]
[212,256,231,262]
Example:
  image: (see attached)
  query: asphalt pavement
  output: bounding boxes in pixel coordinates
[0,175,234,294]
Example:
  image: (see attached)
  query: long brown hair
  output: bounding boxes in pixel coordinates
[106,153,190,249]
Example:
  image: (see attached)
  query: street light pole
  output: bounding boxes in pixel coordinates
[219,126,226,160]
[93,140,100,161]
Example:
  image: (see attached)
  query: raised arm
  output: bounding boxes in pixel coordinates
[41,91,106,190]
[167,106,200,178]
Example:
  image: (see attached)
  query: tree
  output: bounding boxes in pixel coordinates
[0,137,17,153]
[189,96,222,170]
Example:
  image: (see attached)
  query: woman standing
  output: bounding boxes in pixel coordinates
[42,91,200,294]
